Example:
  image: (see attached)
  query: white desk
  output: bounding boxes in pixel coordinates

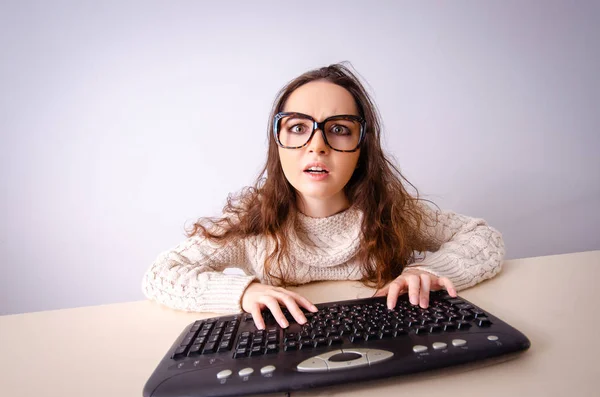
[1,251,599,397]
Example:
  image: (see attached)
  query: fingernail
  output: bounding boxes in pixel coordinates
[410,296,418,305]
[311,306,318,312]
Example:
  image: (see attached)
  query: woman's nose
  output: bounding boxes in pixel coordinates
[307,129,329,154]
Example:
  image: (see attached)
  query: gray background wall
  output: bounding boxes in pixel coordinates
[1,0,599,316]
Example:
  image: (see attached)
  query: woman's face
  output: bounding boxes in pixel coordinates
[278,80,361,215]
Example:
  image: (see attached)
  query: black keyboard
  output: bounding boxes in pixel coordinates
[143,291,530,397]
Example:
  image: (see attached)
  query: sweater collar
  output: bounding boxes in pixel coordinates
[288,206,362,267]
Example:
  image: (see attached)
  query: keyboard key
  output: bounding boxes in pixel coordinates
[441,322,456,331]
[380,329,395,338]
[472,309,486,318]
[218,340,233,352]
[181,335,194,346]
[188,344,202,355]
[234,348,248,358]
[202,342,217,354]
[329,335,343,345]
[284,341,299,351]
[349,334,365,343]
[300,339,315,349]
[190,321,204,332]
[265,343,279,354]
[172,346,187,359]
[413,326,428,335]
[315,337,329,347]
[476,317,492,327]
[249,345,263,356]
[394,328,407,336]
[456,320,471,330]
[365,330,380,340]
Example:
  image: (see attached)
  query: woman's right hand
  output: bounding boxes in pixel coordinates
[241,282,318,330]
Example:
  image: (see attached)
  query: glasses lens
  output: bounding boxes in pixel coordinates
[278,116,314,147]
[324,118,361,151]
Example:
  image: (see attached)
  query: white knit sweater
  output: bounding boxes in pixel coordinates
[142,204,505,313]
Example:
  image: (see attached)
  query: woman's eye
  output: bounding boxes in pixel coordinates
[291,125,306,133]
[330,125,350,135]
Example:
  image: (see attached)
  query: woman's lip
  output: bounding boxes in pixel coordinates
[304,171,329,181]
[303,162,330,172]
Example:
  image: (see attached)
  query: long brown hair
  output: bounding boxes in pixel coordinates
[187,63,439,289]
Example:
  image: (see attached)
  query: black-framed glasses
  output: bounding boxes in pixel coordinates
[273,112,366,152]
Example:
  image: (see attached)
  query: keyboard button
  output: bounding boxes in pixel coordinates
[202,342,217,354]
[447,298,464,304]
[472,309,486,318]
[315,337,329,347]
[452,339,467,347]
[365,349,394,365]
[349,334,364,343]
[190,321,203,332]
[198,329,210,337]
[329,335,343,345]
[218,340,233,352]
[234,348,248,358]
[224,326,236,334]
[428,324,442,333]
[458,310,474,320]
[261,365,276,375]
[221,333,232,342]
[172,346,187,359]
[181,335,194,346]
[217,369,232,379]
[188,344,202,355]
[413,345,428,353]
[456,320,471,330]
[238,367,254,377]
[441,322,456,331]
[432,342,447,350]
[300,339,315,349]
[265,343,279,354]
[487,335,499,341]
[413,326,428,335]
[284,341,299,351]
[380,329,394,338]
[249,345,263,356]
[297,357,329,372]
[476,317,492,327]
[394,328,407,336]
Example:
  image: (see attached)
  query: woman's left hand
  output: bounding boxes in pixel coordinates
[374,269,457,310]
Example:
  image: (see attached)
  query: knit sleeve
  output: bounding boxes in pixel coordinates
[142,234,257,313]
[405,202,505,291]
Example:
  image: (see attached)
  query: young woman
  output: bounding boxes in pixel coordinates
[142,63,505,330]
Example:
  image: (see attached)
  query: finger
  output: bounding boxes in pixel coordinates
[438,277,458,297]
[386,279,406,310]
[276,292,308,325]
[259,296,289,328]
[419,274,431,308]
[374,285,389,297]
[250,303,265,330]
[284,289,318,313]
[406,274,421,305]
